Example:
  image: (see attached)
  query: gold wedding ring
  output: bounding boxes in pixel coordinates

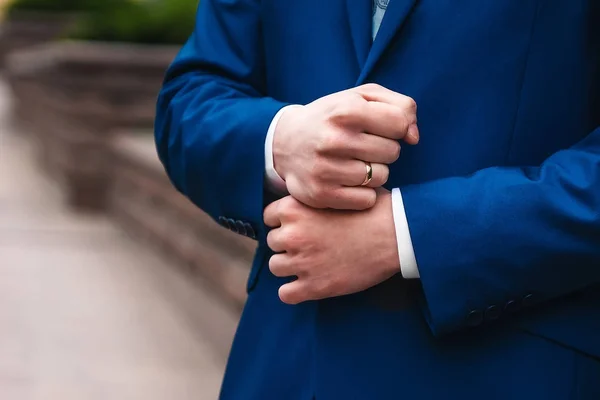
[361,162,373,186]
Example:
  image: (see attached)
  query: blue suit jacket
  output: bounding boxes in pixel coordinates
[155,1,600,398]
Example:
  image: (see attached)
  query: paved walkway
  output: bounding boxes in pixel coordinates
[0,81,237,399]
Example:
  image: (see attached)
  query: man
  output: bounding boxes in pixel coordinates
[155,1,600,398]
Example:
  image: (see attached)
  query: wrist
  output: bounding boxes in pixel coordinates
[272,106,300,181]
[272,128,287,181]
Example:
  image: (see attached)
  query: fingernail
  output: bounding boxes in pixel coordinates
[408,124,420,143]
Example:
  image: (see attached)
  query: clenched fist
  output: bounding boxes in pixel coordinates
[273,83,419,210]
[264,188,401,304]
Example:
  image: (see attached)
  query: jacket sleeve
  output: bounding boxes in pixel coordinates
[401,126,600,336]
[154,0,288,242]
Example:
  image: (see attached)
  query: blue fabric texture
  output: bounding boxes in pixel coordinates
[155,1,600,398]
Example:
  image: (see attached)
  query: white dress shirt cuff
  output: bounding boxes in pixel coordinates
[264,105,300,194]
[391,188,420,279]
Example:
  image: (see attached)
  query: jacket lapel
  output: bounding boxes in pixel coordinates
[345,0,373,70]
[356,0,418,84]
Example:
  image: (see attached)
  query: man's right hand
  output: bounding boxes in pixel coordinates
[272,83,419,210]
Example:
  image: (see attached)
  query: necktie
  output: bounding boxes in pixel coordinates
[372,0,389,40]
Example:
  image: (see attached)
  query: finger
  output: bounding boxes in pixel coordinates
[263,200,282,228]
[321,159,388,188]
[362,162,389,188]
[361,101,417,141]
[322,186,377,210]
[350,84,419,143]
[279,279,309,305]
[266,228,287,253]
[269,253,296,278]
[343,132,401,164]
[336,100,413,141]
[407,123,420,145]
[352,83,418,121]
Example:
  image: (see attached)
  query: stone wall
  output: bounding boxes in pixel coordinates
[108,132,254,311]
[0,11,75,69]
[5,41,180,211]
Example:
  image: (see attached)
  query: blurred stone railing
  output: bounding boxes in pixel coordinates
[0,11,76,69]
[4,38,252,311]
[109,132,254,311]
[5,41,179,211]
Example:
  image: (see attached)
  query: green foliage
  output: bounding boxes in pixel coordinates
[6,0,198,45]
[68,0,199,45]
[144,0,199,45]
[6,0,122,14]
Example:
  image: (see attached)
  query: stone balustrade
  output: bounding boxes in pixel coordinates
[108,132,254,311]
[5,41,179,211]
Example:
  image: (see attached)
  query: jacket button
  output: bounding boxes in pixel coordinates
[226,218,239,233]
[245,223,256,239]
[522,293,535,307]
[504,300,520,314]
[485,305,501,321]
[466,310,483,327]
[235,220,247,236]
[218,216,229,229]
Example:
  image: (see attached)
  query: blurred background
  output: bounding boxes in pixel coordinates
[0,0,254,398]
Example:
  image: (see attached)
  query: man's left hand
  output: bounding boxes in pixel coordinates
[264,189,401,304]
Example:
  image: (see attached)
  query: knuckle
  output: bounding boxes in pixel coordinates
[284,231,302,249]
[379,165,390,185]
[329,94,363,124]
[312,157,339,182]
[280,195,298,213]
[381,173,390,186]
[404,97,418,116]
[266,231,276,249]
[295,259,313,276]
[294,260,307,275]
[391,116,410,140]
[279,287,301,305]
[362,190,377,209]
[311,157,328,177]
[263,203,276,223]
[329,104,353,123]
[307,184,328,207]
[317,130,343,154]
[390,141,401,161]
[275,198,299,222]
[347,92,367,109]
[268,256,278,273]
[278,287,291,303]
[361,83,383,93]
